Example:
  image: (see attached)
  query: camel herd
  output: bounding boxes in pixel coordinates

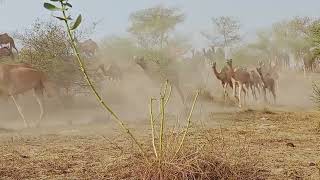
[210,58,277,107]
[0,33,282,128]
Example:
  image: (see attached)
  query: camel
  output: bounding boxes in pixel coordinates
[0,47,14,60]
[78,39,99,57]
[98,63,123,82]
[249,69,263,100]
[211,61,233,102]
[0,33,18,54]
[256,66,276,104]
[0,63,48,128]
[258,60,279,87]
[226,59,251,108]
[134,56,185,104]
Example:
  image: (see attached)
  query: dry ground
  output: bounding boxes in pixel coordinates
[0,109,319,179]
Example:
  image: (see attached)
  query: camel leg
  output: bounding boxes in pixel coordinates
[251,86,255,101]
[271,88,276,104]
[257,85,261,97]
[243,84,249,106]
[238,83,243,108]
[263,87,267,103]
[223,83,227,103]
[252,85,257,100]
[11,95,29,128]
[232,79,238,101]
[232,81,236,98]
[34,88,45,127]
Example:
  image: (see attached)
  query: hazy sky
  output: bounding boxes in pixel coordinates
[0,0,319,47]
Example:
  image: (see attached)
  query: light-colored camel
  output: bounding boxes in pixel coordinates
[227,59,251,108]
[0,47,14,60]
[0,63,48,128]
[0,33,18,54]
[256,66,276,104]
[134,56,185,103]
[211,61,233,102]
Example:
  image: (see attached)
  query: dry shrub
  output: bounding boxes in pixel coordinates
[104,130,267,180]
[15,18,109,96]
[15,18,80,87]
[312,82,320,109]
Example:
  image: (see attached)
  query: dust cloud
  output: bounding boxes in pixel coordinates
[0,54,317,134]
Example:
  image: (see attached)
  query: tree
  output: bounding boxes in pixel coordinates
[202,16,241,47]
[309,20,320,57]
[272,17,312,55]
[128,5,185,49]
[15,19,77,88]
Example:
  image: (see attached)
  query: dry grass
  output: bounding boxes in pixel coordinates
[0,110,320,179]
[104,132,266,180]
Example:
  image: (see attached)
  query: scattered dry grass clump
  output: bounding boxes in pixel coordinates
[104,131,267,180]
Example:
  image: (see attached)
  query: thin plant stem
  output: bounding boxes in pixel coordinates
[159,95,165,162]
[59,2,146,158]
[175,90,200,156]
[154,80,172,121]
[149,98,158,158]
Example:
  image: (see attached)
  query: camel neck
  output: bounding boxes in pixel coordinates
[258,71,266,85]
[212,65,221,79]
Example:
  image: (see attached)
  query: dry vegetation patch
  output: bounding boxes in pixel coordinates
[0,111,319,179]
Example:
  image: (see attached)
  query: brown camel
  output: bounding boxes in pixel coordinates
[134,56,185,104]
[211,61,233,102]
[78,39,99,57]
[258,60,279,81]
[227,59,251,108]
[0,63,48,128]
[0,47,14,60]
[0,33,18,54]
[256,66,276,104]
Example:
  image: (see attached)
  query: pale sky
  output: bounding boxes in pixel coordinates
[0,0,319,47]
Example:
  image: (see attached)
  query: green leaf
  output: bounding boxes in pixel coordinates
[70,14,82,30]
[43,3,61,11]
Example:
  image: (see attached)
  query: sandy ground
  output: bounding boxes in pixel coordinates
[0,69,319,179]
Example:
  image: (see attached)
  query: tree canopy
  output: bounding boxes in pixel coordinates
[128,5,185,49]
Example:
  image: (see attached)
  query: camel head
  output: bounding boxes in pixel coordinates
[226,59,233,68]
[256,67,262,76]
[258,60,264,67]
[211,61,217,68]
[133,55,146,69]
[210,45,215,53]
